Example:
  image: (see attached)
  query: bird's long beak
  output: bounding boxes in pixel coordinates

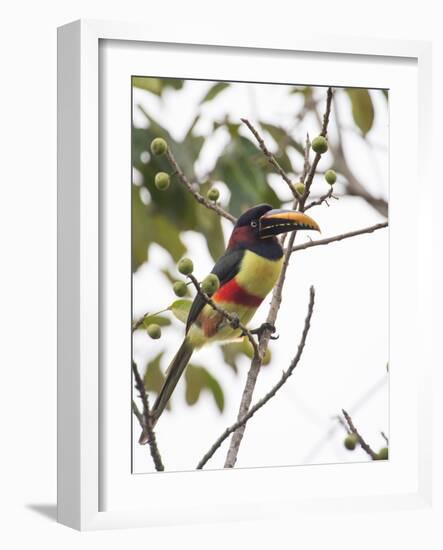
[259,209,320,238]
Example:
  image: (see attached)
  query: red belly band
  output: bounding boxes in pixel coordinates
[213,278,263,308]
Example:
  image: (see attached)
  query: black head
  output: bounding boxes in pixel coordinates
[234,204,274,232]
[228,203,320,255]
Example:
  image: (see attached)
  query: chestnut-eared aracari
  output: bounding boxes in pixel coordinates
[141,204,320,441]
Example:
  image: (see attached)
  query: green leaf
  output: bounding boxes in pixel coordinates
[221,338,272,370]
[132,111,213,271]
[259,122,295,173]
[141,314,171,328]
[345,88,375,135]
[133,77,163,94]
[133,77,184,96]
[169,299,193,324]
[200,82,229,104]
[185,364,225,412]
[220,342,244,373]
[131,186,187,271]
[195,181,225,261]
[150,214,187,262]
[143,352,171,409]
[212,135,281,217]
[290,86,313,98]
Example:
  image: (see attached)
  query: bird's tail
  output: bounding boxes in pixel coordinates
[138,338,193,445]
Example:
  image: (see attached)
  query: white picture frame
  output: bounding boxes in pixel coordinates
[57,19,433,531]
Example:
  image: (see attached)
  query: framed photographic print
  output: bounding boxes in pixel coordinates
[57,19,433,530]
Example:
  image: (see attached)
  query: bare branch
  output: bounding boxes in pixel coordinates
[132,361,165,471]
[301,133,311,183]
[223,88,333,468]
[132,399,144,426]
[342,409,378,460]
[300,87,333,206]
[240,118,297,198]
[165,148,237,224]
[197,286,315,469]
[290,222,388,253]
[187,274,260,360]
[224,229,298,467]
[304,186,336,210]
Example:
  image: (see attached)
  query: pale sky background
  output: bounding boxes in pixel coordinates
[132,80,388,473]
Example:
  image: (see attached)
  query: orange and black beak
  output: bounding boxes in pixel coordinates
[259,209,320,238]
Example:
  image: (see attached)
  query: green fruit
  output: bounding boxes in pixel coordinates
[154,172,170,191]
[295,182,305,196]
[376,447,389,460]
[324,169,337,185]
[312,135,328,154]
[150,137,168,156]
[207,188,220,202]
[173,281,188,297]
[201,274,220,295]
[178,257,194,275]
[147,324,161,339]
[344,433,358,450]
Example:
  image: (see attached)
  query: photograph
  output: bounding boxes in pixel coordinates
[131,77,389,473]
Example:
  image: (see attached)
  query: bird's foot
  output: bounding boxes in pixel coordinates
[250,322,279,340]
[229,313,240,330]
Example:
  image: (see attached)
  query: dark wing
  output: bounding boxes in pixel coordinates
[185,248,245,334]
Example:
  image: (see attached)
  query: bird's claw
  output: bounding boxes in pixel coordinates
[251,322,279,339]
[229,314,240,329]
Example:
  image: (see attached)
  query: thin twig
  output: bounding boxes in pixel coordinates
[300,87,333,207]
[304,186,335,210]
[342,409,378,460]
[132,313,149,332]
[197,287,315,469]
[290,222,388,253]
[132,399,144,426]
[301,133,311,184]
[187,274,260,360]
[132,361,164,471]
[165,149,236,224]
[381,431,389,445]
[240,118,297,198]
[302,375,387,464]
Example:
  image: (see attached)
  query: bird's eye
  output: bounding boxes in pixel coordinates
[250,220,258,228]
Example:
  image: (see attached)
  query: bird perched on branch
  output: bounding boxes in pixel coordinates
[140,203,319,442]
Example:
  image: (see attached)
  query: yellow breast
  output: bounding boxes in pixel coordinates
[235,249,284,298]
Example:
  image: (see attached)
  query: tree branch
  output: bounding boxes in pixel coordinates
[197,286,315,469]
[342,409,378,460]
[187,274,260,360]
[165,148,237,224]
[132,361,165,471]
[304,186,337,210]
[132,399,144,426]
[223,88,333,469]
[290,222,388,253]
[224,228,299,467]
[298,87,333,208]
[240,118,297,198]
